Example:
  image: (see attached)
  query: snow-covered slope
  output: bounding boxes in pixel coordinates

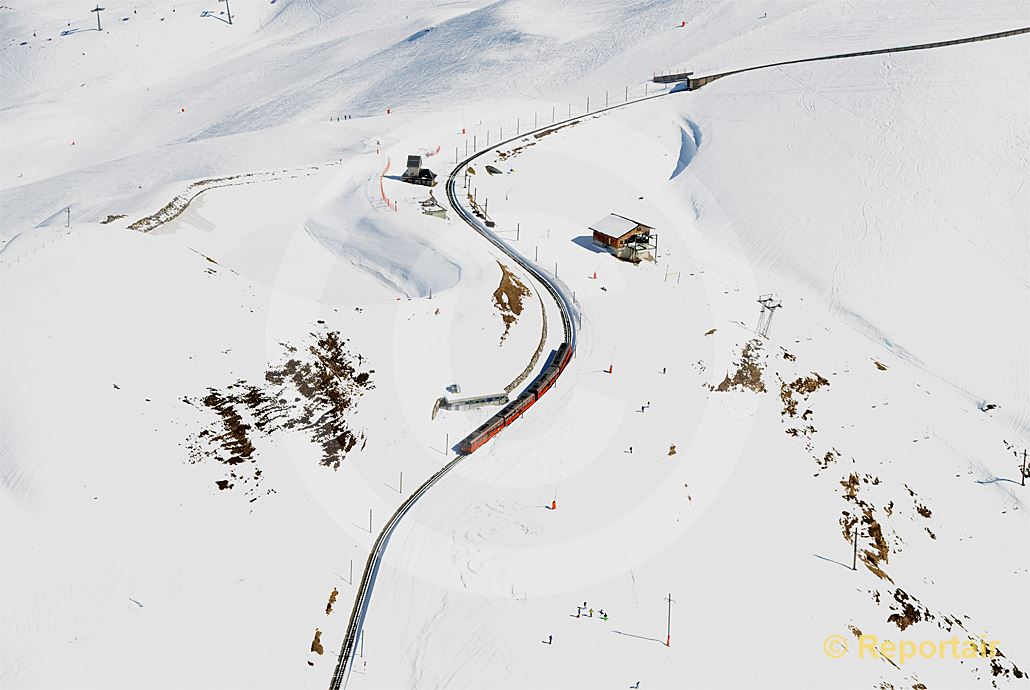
[675,30,1030,433]
[346,27,1030,684]
[1,1,1027,689]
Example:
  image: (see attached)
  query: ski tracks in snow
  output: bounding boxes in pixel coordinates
[407,593,505,690]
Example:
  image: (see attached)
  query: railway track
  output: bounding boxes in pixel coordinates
[653,26,1030,89]
[328,27,1030,686]
[328,91,673,690]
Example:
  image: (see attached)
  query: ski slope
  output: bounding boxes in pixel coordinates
[1,1,1028,689]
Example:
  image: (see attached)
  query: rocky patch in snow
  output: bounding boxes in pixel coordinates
[492,261,531,343]
[712,339,766,393]
[185,329,374,497]
[325,587,339,616]
[779,372,830,418]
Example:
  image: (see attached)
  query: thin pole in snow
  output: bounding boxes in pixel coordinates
[664,593,675,646]
[399,471,403,494]
[368,508,373,533]
[221,0,232,24]
[586,96,590,112]
[1021,448,1027,487]
[554,262,558,277]
[534,112,537,128]
[535,246,538,262]
[91,4,103,31]
[455,146,458,164]
[552,105,555,123]
[756,294,782,338]
[605,90,608,107]
[473,134,477,151]
[568,104,571,117]
[65,207,70,228]
[625,85,628,102]
[349,559,353,585]
[516,223,520,241]
[516,118,519,135]
[852,526,859,570]
[360,630,364,657]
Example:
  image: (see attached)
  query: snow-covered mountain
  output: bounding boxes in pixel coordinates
[2,1,1027,688]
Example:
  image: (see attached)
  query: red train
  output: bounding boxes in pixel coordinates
[458,342,573,454]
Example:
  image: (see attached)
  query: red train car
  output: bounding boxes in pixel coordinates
[458,343,572,454]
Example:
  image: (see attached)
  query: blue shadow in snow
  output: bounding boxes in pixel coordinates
[200,10,231,24]
[611,630,664,644]
[405,28,433,42]
[571,235,608,254]
[814,553,853,570]
[975,476,1022,486]
[670,119,702,179]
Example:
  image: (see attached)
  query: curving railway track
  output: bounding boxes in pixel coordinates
[327,91,674,690]
[326,27,1030,686]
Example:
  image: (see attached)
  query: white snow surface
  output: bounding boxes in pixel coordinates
[2,1,1028,689]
